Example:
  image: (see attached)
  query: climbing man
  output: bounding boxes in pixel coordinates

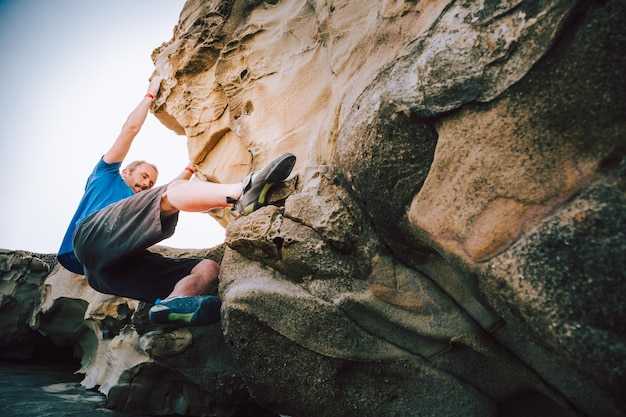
[57,75,296,326]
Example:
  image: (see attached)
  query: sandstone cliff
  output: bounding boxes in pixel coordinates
[1,0,625,416]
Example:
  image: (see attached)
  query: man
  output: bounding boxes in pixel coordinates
[57,75,296,326]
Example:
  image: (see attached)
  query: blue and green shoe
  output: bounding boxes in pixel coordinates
[148,295,222,326]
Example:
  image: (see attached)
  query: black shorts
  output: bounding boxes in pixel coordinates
[73,185,202,303]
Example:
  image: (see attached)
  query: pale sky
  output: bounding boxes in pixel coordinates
[0,0,226,253]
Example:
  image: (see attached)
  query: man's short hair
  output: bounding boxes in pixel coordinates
[126,160,159,176]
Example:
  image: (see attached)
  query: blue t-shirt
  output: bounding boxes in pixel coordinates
[57,158,133,274]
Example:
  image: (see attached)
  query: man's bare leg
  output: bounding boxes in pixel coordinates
[168,259,220,298]
[149,258,222,326]
[161,180,243,217]
[149,153,296,326]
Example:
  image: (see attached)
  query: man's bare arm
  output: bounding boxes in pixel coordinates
[171,162,198,182]
[103,76,163,164]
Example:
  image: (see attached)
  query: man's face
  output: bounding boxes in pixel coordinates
[122,163,158,193]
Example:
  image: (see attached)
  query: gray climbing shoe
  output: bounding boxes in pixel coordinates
[228,153,296,215]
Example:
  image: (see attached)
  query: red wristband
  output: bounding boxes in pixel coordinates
[145,93,155,100]
[185,167,196,174]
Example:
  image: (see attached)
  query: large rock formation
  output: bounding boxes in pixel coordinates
[0,248,275,416]
[149,0,625,416]
[1,0,624,416]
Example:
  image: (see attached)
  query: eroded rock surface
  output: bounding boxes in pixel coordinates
[150,0,625,416]
[0,250,57,359]
[0,247,274,417]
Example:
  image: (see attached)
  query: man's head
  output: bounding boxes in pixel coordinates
[122,160,158,193]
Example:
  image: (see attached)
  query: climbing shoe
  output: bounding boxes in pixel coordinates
[148,295,222,326]
[229,152,296,215]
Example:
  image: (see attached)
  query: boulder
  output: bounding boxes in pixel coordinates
[0,247,272,416]
[150,0,625,416]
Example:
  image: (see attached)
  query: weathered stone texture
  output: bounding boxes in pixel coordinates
[0,250,57,359]
[0,247,272,417]
[150,0,622,416]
